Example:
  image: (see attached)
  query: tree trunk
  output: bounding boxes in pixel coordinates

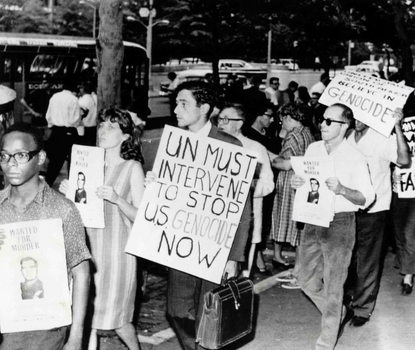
[96,0,124,112]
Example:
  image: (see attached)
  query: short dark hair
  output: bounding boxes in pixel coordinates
[279,103,306,124]
[330,103,355,129]
[1,122,44,150]
[167,72,177,80]
[269,77,279,85]
[98,108,144,163]
[176,81,218,118]
[288,81,299,90]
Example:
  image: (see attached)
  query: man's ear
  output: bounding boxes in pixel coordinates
[38,150,47,166]
[200,103,210,118]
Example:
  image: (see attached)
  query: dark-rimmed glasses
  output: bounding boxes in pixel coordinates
[0,150,41,164]
[217,117,243,125]
[320,118,346,126]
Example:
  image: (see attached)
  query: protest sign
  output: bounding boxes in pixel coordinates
[0,219,72,333]
[66,145,105,228]
[126,125,257,284]
[396,116,415,198]
[319,71,414,137]
[291,157,336,227]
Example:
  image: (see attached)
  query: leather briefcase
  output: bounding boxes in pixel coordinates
[196,278,254,349]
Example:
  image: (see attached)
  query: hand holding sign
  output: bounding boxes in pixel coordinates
[291,174,306,189]
[96,186,120,205]
[325,177,343,194]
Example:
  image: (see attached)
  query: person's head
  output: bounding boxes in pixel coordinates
[320,103,354,143]
[321,72,330,86]
[354,119,369,133]
[288,81,299,92]
[309,92,321,107]
[79,81,93,95]
[21,257,38,281]
[269,77,280,91]
[62,76,76,92]
[250,75,262,88]
[97,108,144,163]
[279,103,306,132]
[217,102,247,137]
[310,178,320,192]
[204,73,213,83]
[175,81,218,132]
[253,101,276,130]
[167,72,177,81]
[77,172,86,190]
[297,86,310,103]
[0,123,46,187]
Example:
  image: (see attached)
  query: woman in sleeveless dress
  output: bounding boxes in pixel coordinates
[61,107,145,349]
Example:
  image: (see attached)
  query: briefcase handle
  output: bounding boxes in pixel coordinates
[227,278,241,310]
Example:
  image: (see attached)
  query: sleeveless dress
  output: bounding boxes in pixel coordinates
[87,160,139,329]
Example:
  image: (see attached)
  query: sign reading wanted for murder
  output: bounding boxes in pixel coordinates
[291,157,336,228]
[126,125,257,284]
[0,219,71,333]
[395,116,415,198]
[319,71,414,137]
[66,145,105,228]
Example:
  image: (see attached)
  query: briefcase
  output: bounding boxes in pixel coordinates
[196,278,254,349]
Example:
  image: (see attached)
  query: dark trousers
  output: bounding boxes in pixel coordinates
[349,211,386,319]
[299,212,355,350]
[392,193,415,275]
[167,268,218,350]
[82,126,97,146]
[45,126,78,186]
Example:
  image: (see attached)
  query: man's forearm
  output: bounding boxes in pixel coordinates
[395,125,411,167]
[339,186,366,206]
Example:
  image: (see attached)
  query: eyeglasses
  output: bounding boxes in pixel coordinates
[320,118,346,126]
[0,150,41,164]
[263,113,273,118]
[217,117,243,125]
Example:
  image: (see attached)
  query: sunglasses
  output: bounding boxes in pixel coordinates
[320,118,346,126]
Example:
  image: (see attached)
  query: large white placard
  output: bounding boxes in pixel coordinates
[319,71,414,137]
[66,145,105,228]
[291,157,336,228]
[126,126,257,284]
[0,219,72,333]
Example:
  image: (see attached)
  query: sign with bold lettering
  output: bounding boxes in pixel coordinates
[291,157,336,227]
[396,116,415,198]
[66,145,105,228]
[126,126,257,284]
[319,71,414,137]
[0,219,71,333]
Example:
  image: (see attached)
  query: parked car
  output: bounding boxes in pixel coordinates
[344,60,398,76]
[218,59,262,71]
[272,58,299,71]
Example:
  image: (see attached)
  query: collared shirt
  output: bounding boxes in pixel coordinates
[237,134,274,198]
[347,127,398,212]
[78,93,97,127]
[305,140,375,213]
[196,119,213,137]
[46,90,81,128]
[0,179,91,278]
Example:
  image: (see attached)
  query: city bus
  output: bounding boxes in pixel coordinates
[0,32,149,123]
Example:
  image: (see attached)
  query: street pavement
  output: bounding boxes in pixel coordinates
[94,243,415,350]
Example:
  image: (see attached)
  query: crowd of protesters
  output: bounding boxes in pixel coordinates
[0,68,414,350]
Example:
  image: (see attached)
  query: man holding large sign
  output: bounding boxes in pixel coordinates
[319,70,414,137]
[126,81,253,350]
[345,109,410,326]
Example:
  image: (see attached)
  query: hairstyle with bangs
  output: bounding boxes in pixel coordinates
[98,107,144,164]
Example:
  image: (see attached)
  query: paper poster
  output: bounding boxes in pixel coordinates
[396,116,415,198]
[291,157,336,228]
[66,145,105,228]
[319,71,414,137]
[0,219,71,333]
[126,125,257,284]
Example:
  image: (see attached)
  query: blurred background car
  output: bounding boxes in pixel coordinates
[272,58,300,70]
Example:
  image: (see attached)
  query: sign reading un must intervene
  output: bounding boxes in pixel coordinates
[319,70,414,137]
[126,125,257,284]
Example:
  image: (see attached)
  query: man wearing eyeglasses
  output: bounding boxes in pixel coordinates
[0,122,91,350]
[344,108,410,326]
[147,81,251,350]
[292,103,375,350]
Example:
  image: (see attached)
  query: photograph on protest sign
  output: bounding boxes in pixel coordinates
[0,219,72,333]
[66,144,105,228]
[395,116,415,198]
[319,70,414,137]
[126,125,258,284]
[291,157,336,228]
